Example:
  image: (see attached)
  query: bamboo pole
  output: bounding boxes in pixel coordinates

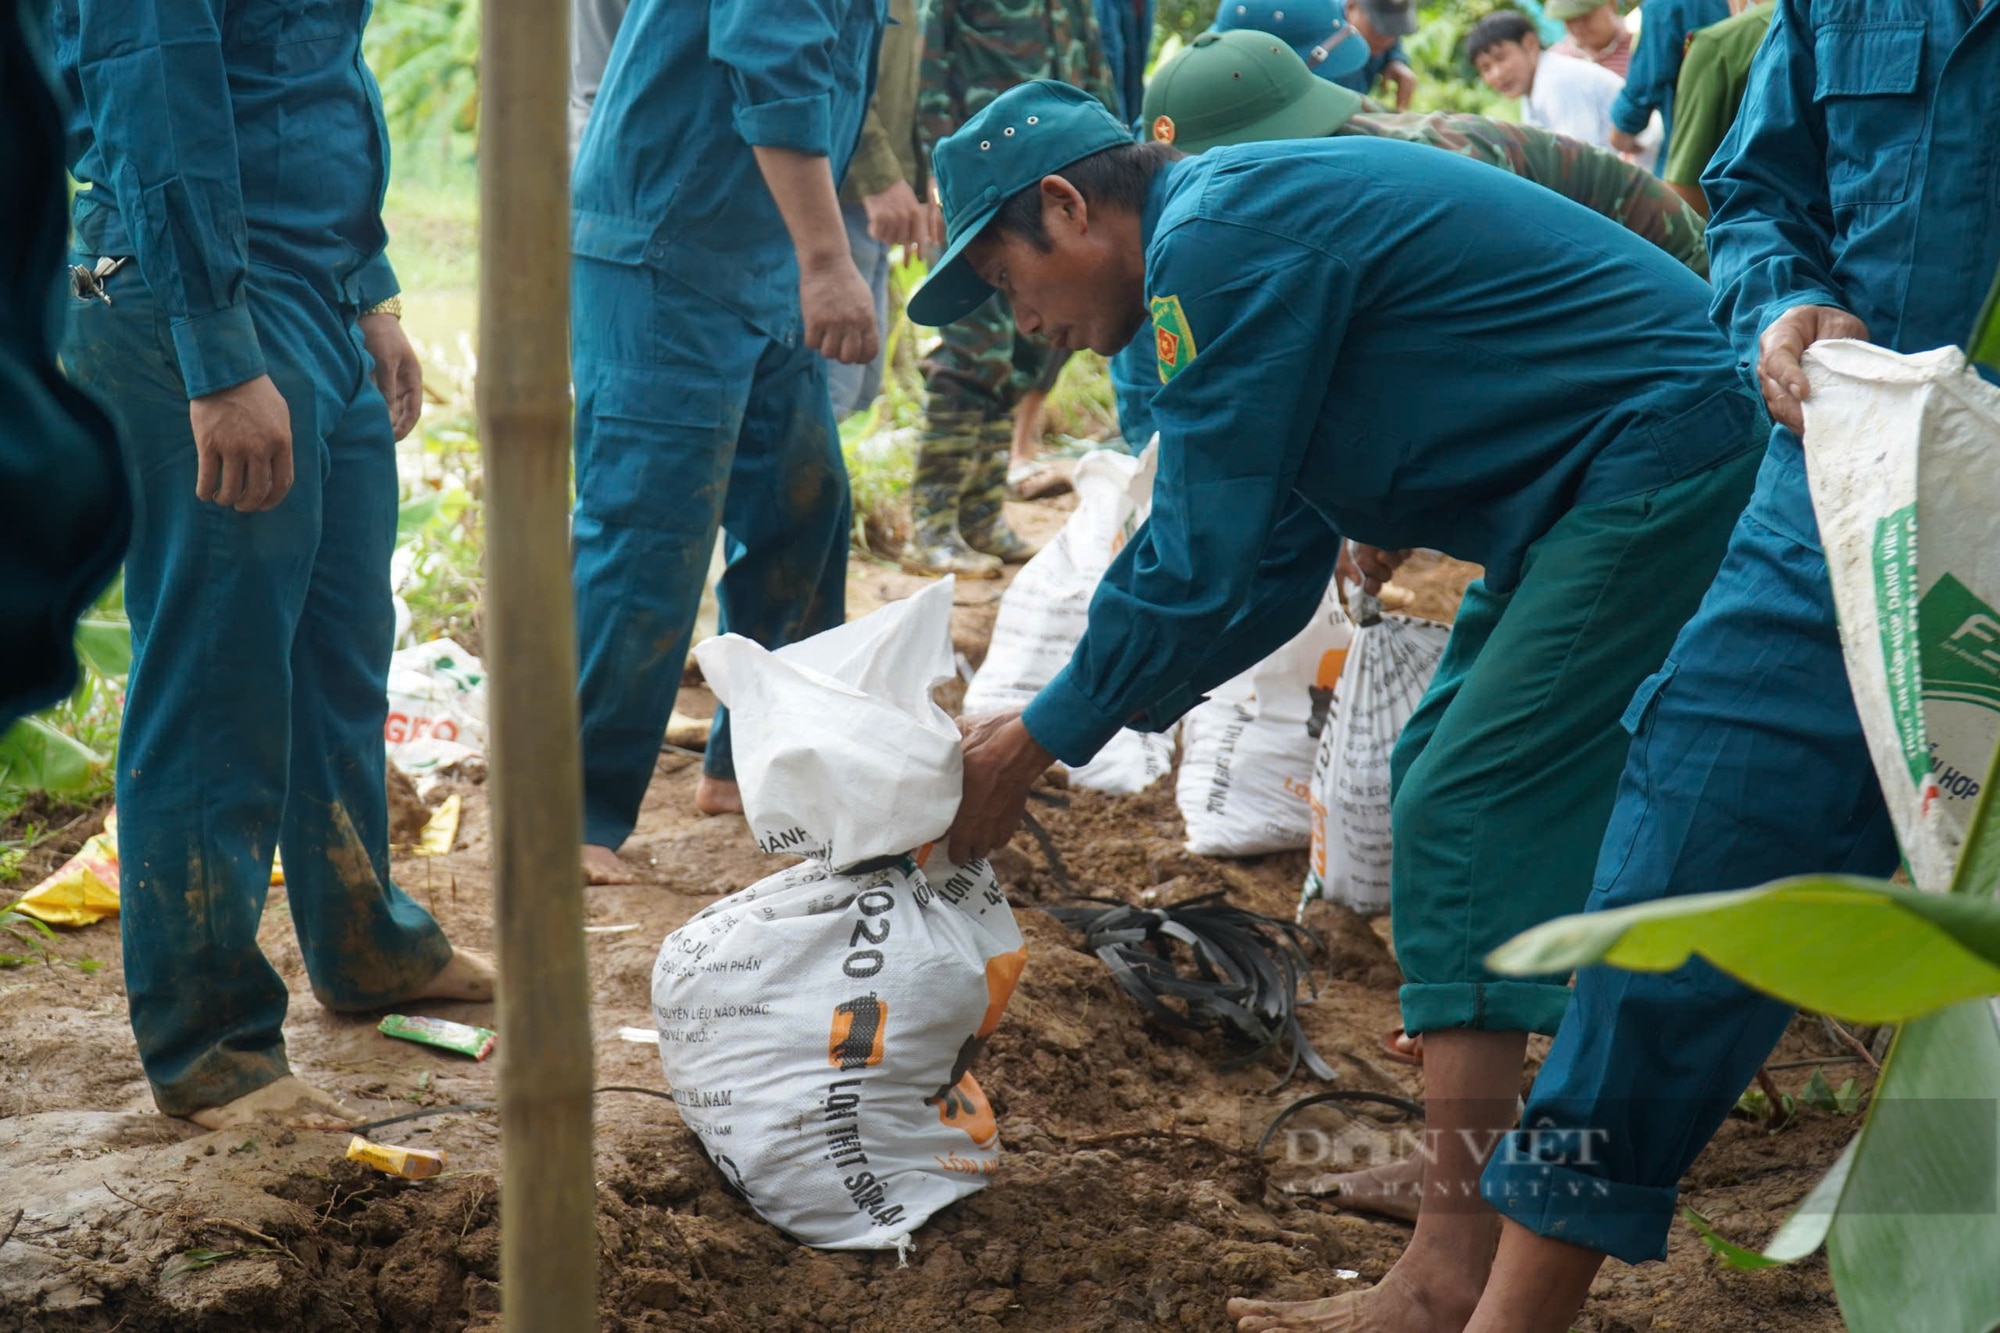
[475,0,595,1326]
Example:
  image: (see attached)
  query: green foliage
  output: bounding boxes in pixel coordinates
[0,578,128,816]
[1683,1207,1784,1271]
[365,0,480,154]
[1972,263,2000,375]
[0,902,59,969]
[395,340,487,651]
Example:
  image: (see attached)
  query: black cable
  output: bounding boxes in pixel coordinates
[1018,809,1075,895]
[1255,1089,1426,1160]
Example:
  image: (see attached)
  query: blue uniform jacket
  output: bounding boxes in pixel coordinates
[1094,0,1155,124]
[1022,141,1760,765]
[1704,0,2000,367]
[1610,0,1732,170]
[1330,39,1406,96]
[571,0,885,344]
[55,0,399,398]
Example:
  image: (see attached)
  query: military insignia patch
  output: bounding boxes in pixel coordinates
[1151,114,1176,144]
[1150,294,1197,383]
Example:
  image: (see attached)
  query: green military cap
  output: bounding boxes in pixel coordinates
[1543,0,1611,20]
[907,81,1136,327]
[1141,30,1369,155]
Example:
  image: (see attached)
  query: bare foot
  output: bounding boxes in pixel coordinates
[401,948,496,1003]
[695,775,743,816]
[1229,1265,1473,1333]
[583,843,643,885]
[1285,1156,1424,1224]
[186,1075,359,1132]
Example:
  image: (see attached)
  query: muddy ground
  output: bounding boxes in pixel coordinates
[1,505,1868,1332]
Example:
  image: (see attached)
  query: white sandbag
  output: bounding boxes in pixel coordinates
[1299,591,1452,917]
[1804,341,2000,890]
[664,580,1026,1250]
[1177,582,1354,857]
[962,442,1174,794]
[383,639,486,776]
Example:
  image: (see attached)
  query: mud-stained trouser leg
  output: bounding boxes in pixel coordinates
[1480,431,1900,1264]
[66,260,449,1117]
[572,262,849,848]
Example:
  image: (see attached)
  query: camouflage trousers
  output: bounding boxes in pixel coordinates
[910,292,1062,560]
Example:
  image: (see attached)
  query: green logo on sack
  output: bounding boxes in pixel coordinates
[1873,506,1926,783]
[1921,573,2000,710]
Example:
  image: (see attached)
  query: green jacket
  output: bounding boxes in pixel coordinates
[917,0,1118,162]
[843,0,926,202]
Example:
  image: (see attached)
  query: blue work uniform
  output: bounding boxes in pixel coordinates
[570,0,881,848]
[3,0,128,724]
[1329,37,1406,96]
[1024,141,1764,1037]
[1482,0,2000,1263]
[1610,0,1731,171]
[56,0,453,1116]
[1094,0,1156,123]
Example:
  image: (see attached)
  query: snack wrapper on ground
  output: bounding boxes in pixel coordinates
[962,442,1175,794]
[378,1013,496,1060]
[1803,341,2000,890]
[1179,580,1353,857]
[662,579,1026,1250]
[14,811,121,926]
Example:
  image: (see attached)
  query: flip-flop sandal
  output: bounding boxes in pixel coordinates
[1380,1026,1424,1066]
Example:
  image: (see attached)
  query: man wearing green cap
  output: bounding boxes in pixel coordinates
[1545,0,1632,75]
[920,78,1764,1333]
[1112,28,1705,447]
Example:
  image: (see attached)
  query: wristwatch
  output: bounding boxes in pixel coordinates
[362,296,404,319]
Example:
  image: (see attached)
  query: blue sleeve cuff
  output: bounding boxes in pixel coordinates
[1609,90,1651,134]
[170,303,268,399]
[1130,682,1200,733]
[734,94,834,156]
[1021,666,1129,768]
[352,251,402,310]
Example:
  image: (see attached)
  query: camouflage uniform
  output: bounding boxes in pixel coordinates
[907,0,1118,576]
[1339,112,1709,276]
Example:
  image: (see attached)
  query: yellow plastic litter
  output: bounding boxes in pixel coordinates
[415,793,461,856]
[15,811,121,926]
[346,1135,447,1180]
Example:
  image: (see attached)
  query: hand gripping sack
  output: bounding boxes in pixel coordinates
[1177,581,1354,857]
[663,579,1027,1250]
[1300,590,1452,917]
[1803,341,2000,890]
[962,442,1174,793]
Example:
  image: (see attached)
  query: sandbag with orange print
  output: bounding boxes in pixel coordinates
[658,579,1026,1250]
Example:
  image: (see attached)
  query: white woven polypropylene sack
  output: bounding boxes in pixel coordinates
[663,579,1027,1249]
[383,638,486,776]
[1299,592,1451,916]
[962,442,1174,794]
[1177,581,1354,857]
[1803,341,2000,890]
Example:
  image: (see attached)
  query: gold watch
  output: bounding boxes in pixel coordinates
[361,296,403,319]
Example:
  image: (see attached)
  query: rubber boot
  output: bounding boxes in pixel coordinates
[902,403,1003,578]
[959,416,1038,563]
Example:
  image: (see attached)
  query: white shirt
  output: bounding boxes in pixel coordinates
[1523,50,1658,171]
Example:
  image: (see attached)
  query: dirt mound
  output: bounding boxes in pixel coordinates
[0,547,1862,1333]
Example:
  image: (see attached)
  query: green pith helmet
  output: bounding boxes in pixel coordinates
[1140,30,1370,155]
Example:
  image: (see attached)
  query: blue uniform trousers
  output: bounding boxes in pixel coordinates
[571,258,850,848]
[1481,428,1900,1263]
[64,259,453,1117]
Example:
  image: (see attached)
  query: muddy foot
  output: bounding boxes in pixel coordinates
[400,948,496,1003]
[186,1075,359,1132]
[1286,1156,1423,1223]
[584,843,644,885]
[695,775,743,816]
[1229,1267,1471,1333]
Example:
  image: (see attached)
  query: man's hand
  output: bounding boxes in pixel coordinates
[1607,126,1641,154]
[1758,304,1870,433]
[947,711,1055,865]
[1384,61,1417,111]
[801,253,880,366]
[360,312,424,441]
[189,374,294,512]
[862,179,942,248]
[1339,541,1411,596]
